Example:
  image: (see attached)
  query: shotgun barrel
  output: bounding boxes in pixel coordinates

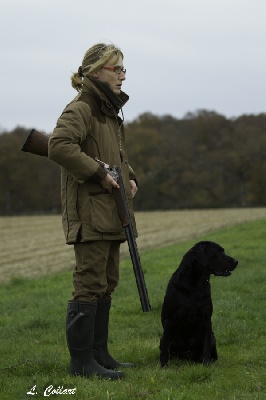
[113,166,152,312]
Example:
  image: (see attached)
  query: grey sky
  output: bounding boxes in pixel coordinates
[0,0,265,133]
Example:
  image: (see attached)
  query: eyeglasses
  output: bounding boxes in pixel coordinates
[102,66,126,75]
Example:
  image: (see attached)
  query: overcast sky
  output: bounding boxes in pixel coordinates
[1,0,265,133]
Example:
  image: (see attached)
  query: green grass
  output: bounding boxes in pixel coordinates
[0,219,265,399]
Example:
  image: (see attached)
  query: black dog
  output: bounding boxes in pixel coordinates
[160,241,238,367]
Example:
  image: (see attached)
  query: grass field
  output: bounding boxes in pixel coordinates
[0,210,266,399]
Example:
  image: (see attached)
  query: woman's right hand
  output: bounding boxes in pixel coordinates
[101,173,120,193]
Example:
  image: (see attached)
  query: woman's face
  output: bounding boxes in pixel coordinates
[92,55,126,95]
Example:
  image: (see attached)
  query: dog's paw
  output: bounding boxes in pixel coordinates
[160,356,169,368]
[202,359,211,367]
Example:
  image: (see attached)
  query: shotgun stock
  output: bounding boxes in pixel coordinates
[21,129,49,157]
[21,129,152,312]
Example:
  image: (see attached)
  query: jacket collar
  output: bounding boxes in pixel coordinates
[82,76,129,115]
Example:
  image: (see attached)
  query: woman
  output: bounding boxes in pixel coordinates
[48,43,138,379]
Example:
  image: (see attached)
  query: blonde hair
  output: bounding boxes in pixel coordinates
[71,43,124,92]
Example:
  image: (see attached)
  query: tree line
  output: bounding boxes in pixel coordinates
[0,109,266,215]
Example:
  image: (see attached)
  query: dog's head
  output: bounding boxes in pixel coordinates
[189,241,238,277]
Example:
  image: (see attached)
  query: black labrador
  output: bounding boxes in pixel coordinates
[160,241,238,367]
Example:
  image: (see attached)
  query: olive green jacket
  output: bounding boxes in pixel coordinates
[48,77,137,244]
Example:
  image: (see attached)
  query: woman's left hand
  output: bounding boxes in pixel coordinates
[130,180,138,198]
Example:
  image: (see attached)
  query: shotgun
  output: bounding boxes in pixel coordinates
[21,129,152,312]
[95,158,151,312]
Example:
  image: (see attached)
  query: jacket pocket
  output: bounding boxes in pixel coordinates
[90,194,123,234]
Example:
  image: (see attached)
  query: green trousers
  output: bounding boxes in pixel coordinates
[72,240,120,301]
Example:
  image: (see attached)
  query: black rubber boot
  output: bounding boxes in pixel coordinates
[66,300,124,380]
[93,297,135,370]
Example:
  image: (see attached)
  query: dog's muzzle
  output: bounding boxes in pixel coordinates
[214,258,238,277]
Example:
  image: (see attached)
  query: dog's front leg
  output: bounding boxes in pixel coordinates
[159,330,171,367]
[211,331,218,361]
[202,319,212,365]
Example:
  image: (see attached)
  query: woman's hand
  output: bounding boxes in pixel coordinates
[101,175,137,198]
[101,173,120,193]
[130,180,138,198]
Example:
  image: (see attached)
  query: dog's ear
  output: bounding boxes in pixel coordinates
[191,243,209,267]
[197,251,208,267]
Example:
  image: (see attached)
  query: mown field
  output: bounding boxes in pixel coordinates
[0,213,265,399]
[0,208,265,283]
